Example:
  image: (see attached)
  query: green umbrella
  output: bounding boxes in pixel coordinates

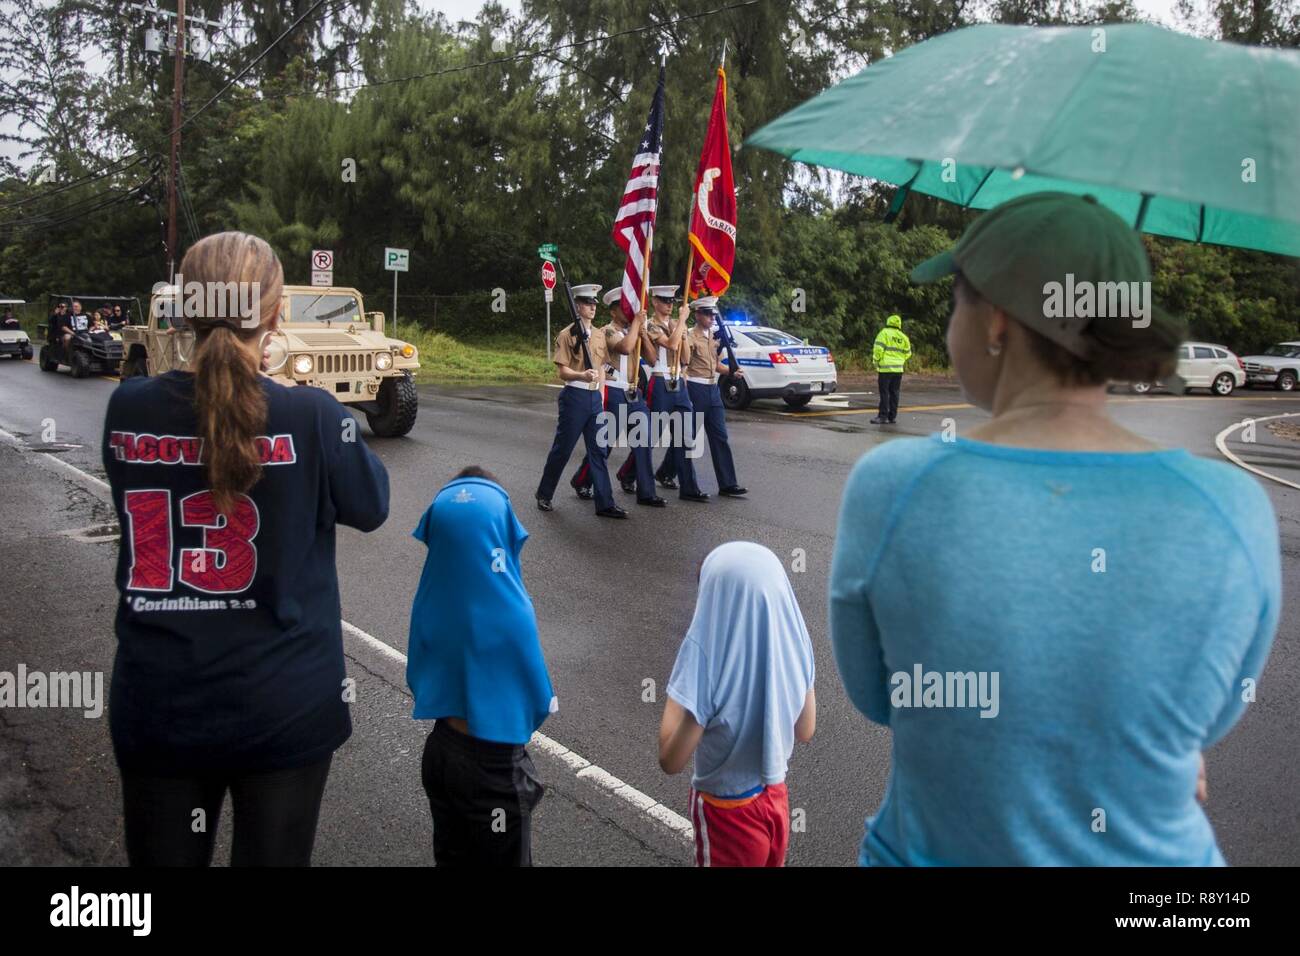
[745,23,1300,257]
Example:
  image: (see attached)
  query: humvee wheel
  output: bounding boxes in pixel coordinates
[39,346,58,372]
[71,350,92,379]
[366,372,418,437]
[121,351,149,378]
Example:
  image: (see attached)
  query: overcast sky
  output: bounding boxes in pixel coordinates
[2,0,1186,171]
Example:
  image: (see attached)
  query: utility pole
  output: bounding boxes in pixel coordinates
[132,2,221,280]
[167,0,185,282]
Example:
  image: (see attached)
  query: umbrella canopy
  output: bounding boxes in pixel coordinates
[745,23,1300,257]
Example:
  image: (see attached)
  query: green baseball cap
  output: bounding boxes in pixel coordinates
[910,192,1178,357]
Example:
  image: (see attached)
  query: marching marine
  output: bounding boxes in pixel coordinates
[684,296,747,497]
[535,284,628,518]
[645,286,708,502]
[569,288,666,507]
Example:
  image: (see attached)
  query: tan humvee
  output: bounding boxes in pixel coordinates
[121,284,420,436]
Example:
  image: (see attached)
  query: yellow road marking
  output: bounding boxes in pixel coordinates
[780,401,973,418]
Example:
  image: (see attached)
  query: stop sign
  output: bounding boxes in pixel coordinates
[541,261,557,290]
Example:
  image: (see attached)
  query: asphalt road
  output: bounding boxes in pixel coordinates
[1,356,1297,866]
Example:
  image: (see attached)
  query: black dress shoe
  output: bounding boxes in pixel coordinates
[718,485,748,497]
[574,486,594,500]
[870,416,888,424]
[620,478,636,494]
[679,491,710,502]
[888,417,897,424]
[656,475,678,490]
[596,505,629,519]
[637,496,667,507]
[536,497,553,512]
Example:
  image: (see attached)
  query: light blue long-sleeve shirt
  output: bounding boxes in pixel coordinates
[829,434,1281,866]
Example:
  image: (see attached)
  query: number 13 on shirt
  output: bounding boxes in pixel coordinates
[122,490,260,594]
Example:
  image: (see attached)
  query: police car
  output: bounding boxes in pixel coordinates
[714,315,837,410]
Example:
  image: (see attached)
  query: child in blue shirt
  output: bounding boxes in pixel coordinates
[407,466,556,866]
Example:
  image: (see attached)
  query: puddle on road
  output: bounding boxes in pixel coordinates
[29,443,84,454]
[60,524,120,543]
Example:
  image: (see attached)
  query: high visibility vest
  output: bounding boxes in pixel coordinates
[872,327,912,373]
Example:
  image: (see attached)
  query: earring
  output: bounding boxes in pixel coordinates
[987,342,1003,357]
[261,330,288,373]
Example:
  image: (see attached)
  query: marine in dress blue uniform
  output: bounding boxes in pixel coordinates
[534,284,627,518]
[684,296,746,497]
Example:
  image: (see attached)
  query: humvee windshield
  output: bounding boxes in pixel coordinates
[289,293,363,324]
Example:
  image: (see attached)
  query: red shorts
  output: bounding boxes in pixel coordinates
[689,782,789,867]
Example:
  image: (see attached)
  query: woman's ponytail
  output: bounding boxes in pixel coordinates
[178,232,284,515]
[192,323,267,515]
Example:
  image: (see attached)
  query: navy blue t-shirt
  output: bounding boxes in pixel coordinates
[102,371,390,774]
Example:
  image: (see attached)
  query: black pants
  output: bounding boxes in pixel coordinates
[421,720,544,867]
[119,757,332,866]
[878,373,902,420]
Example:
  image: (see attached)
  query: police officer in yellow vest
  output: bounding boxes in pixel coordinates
[871,313,912,425]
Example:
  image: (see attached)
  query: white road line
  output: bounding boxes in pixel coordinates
[1215,412,1300,491]
[1,424,695,844]
[337,618,692,842]
[0,425,112,492]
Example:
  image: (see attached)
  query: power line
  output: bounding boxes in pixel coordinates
[3,0,757,225]
[178,0,333,131]
[0,154,150,211]
[0,167,157,229]
[2,0,338,212]
[0,181,154,234]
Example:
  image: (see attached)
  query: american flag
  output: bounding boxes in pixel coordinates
[612,66,665,321]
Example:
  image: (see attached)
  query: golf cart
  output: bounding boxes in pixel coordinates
[0,295,32,361]
[37,293,133,378]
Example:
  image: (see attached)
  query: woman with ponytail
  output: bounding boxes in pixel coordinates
[102,232,390,866]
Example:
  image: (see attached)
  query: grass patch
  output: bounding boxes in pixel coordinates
[398,325,556,385]
[838,346,953,378]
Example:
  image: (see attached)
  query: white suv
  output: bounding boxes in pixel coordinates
[1239,342,1300,392]
[1127,342,1245,396]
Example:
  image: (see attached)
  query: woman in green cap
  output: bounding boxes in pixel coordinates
[830,192,1280,866]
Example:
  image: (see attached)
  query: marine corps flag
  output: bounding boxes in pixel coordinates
[686,65,737,299]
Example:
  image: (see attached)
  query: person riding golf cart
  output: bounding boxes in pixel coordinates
[38,294,125,378]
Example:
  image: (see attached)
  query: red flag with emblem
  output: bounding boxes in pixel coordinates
[686,66,736,299]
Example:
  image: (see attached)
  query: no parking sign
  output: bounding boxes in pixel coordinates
[311,249,333,286]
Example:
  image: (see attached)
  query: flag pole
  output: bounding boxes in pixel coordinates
[642,51,666,318]
[683,38,727,300]
[627,227,652,401]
